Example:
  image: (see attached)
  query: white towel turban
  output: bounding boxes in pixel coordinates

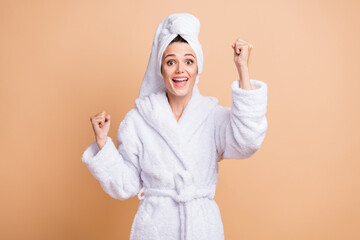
[138,13,204,99]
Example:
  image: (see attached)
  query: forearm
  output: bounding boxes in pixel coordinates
[237,64,252,90]
[82,136,142,200]
[215,79,268,160]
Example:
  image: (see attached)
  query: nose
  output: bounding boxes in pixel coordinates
[176,61,184,73]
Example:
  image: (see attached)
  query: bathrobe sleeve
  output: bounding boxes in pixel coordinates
[214,79,268,160]
[81,110,142,200]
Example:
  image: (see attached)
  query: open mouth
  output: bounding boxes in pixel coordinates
[172,77,188,87]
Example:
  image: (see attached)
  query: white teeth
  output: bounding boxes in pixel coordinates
[173,78,188,81]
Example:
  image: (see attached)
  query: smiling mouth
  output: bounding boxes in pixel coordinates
[172,77,188,87]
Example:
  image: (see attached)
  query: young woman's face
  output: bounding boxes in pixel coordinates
[161,42,197,98]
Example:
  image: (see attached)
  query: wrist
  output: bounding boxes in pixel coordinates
[96,136,107,145]
[236,62,248,70]
[237,69,251,90]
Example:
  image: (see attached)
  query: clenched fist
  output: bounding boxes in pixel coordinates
[232,38,253,90]
[90,111,111,149]
[232,38,253,69]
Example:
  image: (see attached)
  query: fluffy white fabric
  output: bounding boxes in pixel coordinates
[82,13,268,240]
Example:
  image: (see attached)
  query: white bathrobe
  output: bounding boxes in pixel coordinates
[82,78,268,240]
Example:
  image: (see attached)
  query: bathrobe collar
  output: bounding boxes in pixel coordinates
[135,89,218,169]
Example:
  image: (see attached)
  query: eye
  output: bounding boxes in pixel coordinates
[166,60,175,66]
[185,59,194,65]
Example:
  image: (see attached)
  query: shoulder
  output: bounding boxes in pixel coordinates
[198,94,220,113]
[121,108,141,124]
[212,105,230,123]
[118,107,144,131]
[203,96,230,126]
[195,95,230,127]
[117,108,142,143]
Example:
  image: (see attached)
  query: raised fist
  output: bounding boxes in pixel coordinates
[232,38,253,69]
[90,111,111,149]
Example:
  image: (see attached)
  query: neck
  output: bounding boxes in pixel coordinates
[166,91,193,121]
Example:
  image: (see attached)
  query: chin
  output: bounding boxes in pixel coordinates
[171,86,192,97]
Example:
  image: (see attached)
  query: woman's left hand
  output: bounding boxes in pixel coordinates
[232,38,253,69]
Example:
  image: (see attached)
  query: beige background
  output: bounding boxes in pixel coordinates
[1,0,359,239]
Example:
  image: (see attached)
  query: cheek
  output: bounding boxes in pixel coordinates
[164,71,172,81]
[190,66,198,77]
[161,66,169,79]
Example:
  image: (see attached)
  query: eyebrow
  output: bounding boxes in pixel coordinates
[164,53,196,59]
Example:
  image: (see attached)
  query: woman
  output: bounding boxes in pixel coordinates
[82,13,268,240]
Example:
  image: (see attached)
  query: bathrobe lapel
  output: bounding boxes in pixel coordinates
[177,91,218,145]
[135,90,218,170]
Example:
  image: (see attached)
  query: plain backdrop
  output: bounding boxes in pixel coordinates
[1,0,359,239]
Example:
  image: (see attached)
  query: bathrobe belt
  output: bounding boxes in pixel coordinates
[137,170,217,240]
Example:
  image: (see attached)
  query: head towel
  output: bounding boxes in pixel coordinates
[138,13,204,99]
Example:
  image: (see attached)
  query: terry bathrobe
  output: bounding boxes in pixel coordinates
[82,13,268,240]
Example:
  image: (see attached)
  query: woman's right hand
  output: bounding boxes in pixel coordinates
[90,111,111,149]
